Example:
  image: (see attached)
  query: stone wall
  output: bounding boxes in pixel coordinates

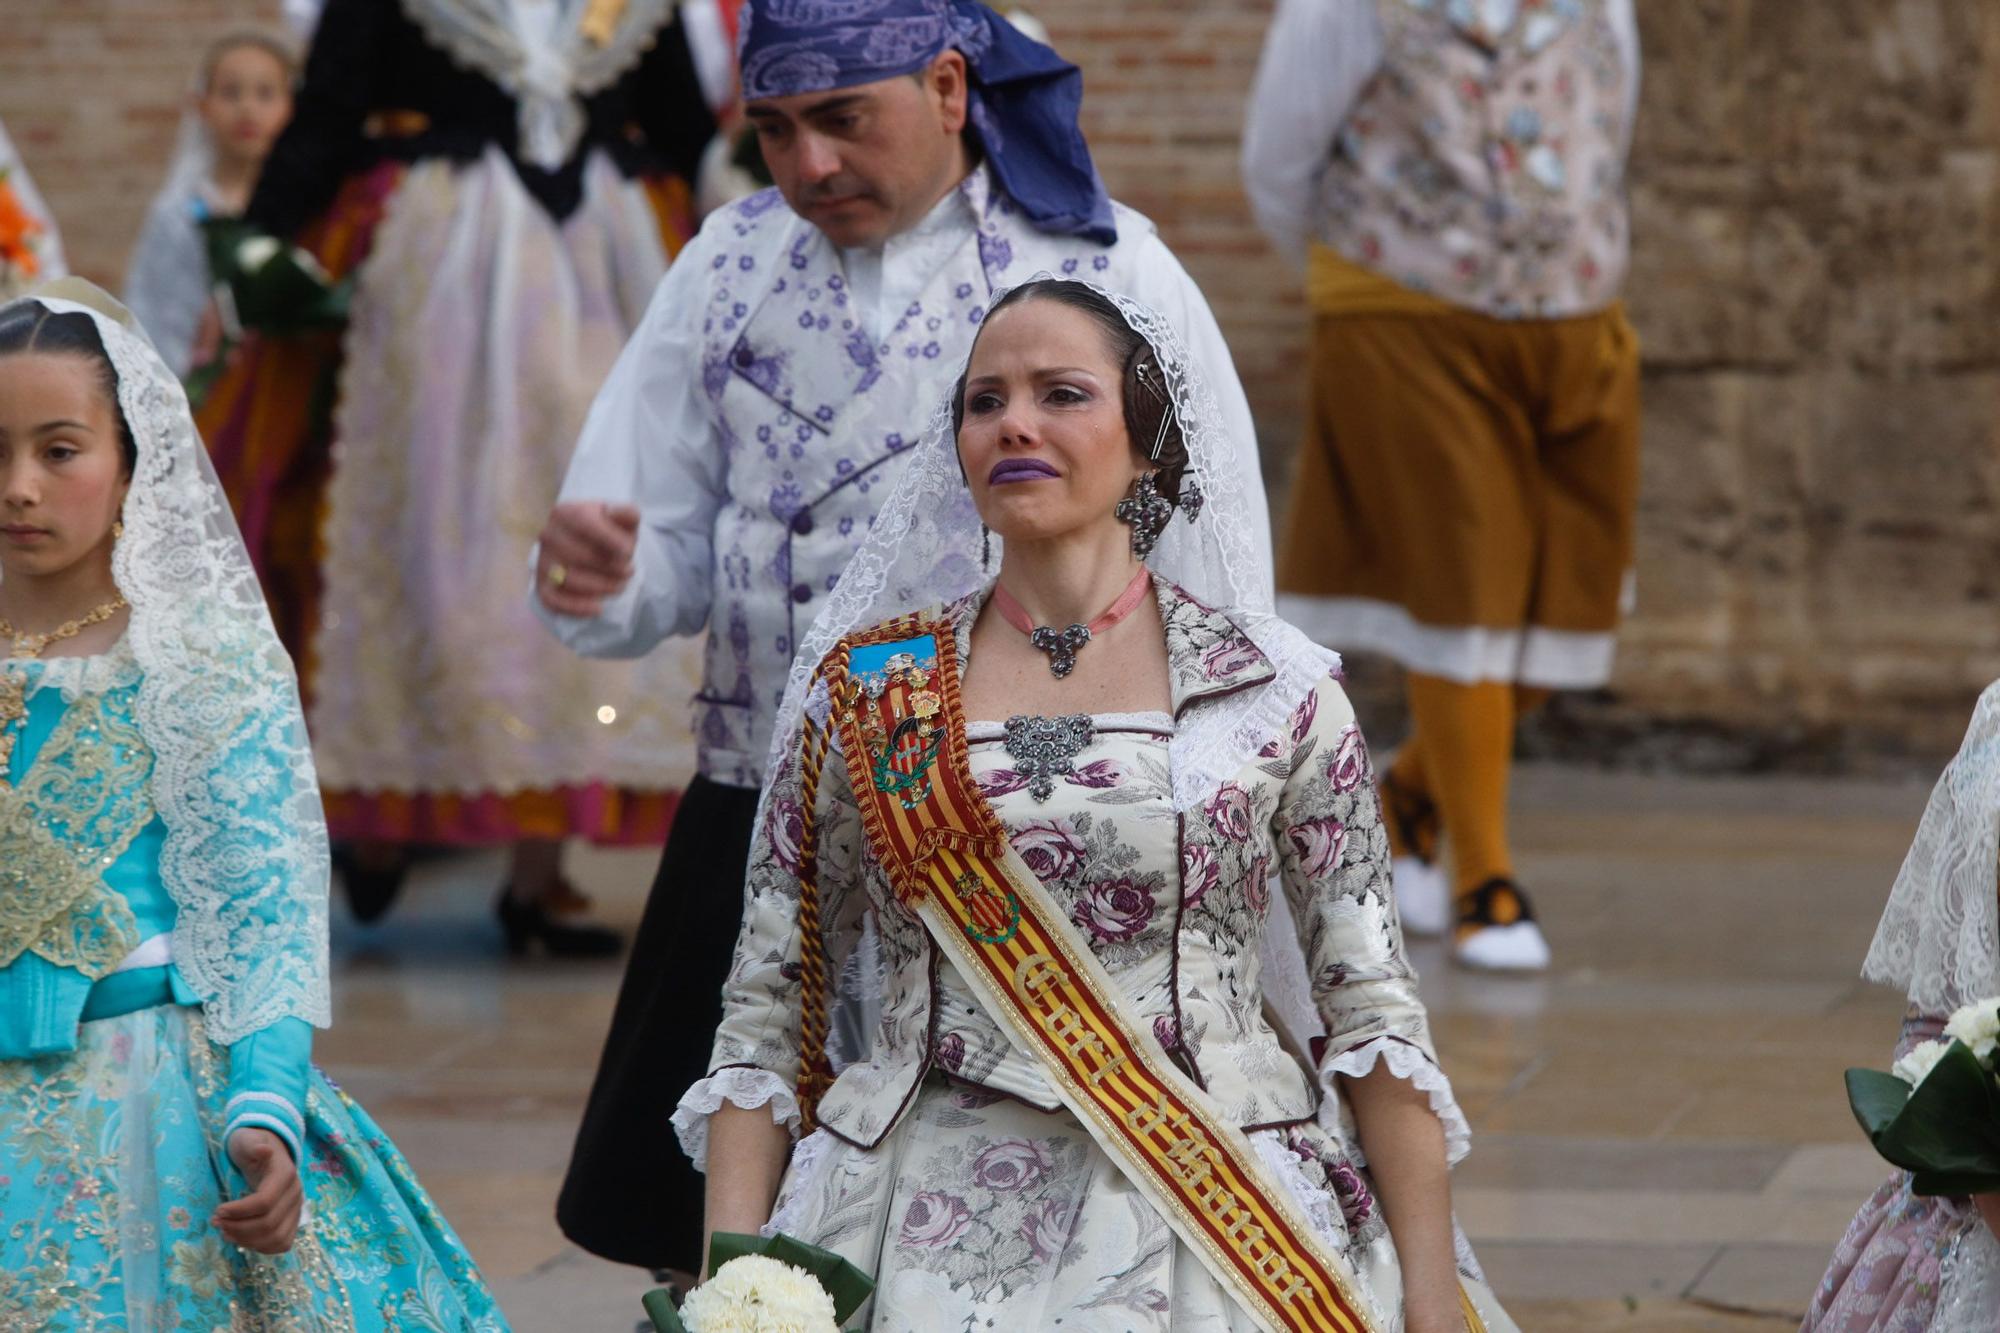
[7,0,1998,762]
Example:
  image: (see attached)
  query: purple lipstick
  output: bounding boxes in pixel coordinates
[989,458,1060,485]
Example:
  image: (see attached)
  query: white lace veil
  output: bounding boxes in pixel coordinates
[770,279,1335,813]
[1864,681,2000,1016]
[4,282,331,1043]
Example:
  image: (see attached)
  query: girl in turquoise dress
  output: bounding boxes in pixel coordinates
[0,280,507,1331]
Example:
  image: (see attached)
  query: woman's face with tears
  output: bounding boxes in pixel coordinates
[955,297,1146,549]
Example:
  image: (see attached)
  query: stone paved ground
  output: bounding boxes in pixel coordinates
[321,762,1934,1331]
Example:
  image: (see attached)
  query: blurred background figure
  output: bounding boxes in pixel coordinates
[0,117,67,299]
[1243,0,1641,974]
[192,0,719,954]
[122,30,297,379]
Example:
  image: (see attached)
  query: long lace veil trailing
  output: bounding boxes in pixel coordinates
[1865,681,2000,1016]
[769,279,1336,814]
[5,283,331,1043]
[771,280,1338,1054]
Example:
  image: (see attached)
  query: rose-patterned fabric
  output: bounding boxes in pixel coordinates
[683,578,1477,1324]
[759,1080,1434,1331]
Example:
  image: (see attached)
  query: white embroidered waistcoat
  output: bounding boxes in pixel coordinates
[1318,0,1632,318]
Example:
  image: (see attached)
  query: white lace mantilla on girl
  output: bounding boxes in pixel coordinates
[8,290,330,1044]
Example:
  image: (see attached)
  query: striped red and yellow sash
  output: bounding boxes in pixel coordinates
[798,614,1389,1333]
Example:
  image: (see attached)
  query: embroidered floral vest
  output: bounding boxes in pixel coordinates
[1318,0,1632,318]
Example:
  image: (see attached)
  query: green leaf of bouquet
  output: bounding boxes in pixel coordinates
[640,1287,688,1333]
[1911,1166,2000,1197]
[1846,1067,1913,1140]
[1858,1043,2000,1182]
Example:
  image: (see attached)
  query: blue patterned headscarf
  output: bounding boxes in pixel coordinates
[737,0,1117,244]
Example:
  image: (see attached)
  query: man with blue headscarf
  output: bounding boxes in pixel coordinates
[533,0,1269,1286]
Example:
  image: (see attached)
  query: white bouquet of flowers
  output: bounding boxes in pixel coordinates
[643,1232,871,1333]
[1848,994,2000,1196]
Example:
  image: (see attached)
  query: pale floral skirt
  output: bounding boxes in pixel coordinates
[0,1005,506,1332]
[766,1077,1496,1333]
[1802,1172,2000,1332]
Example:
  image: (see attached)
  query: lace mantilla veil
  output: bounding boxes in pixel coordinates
[769,280,1337,812]
[1864,681,2000,1016]
[4,285,331,1043]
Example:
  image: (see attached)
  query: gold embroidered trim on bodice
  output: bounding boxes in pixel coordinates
[0,689,153,978]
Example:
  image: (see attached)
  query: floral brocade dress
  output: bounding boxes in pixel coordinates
[0,643,507,1332]
[693,593,1492,1333]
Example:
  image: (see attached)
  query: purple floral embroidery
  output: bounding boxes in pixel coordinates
[1200,637,1263,682]
[1203,783,1254,842]
[934,1031,966,1072]
[978,229,1014,272]
[900,1192,972,1248]
[1290,689,1320,747]
[1067,758,1124,789]
[1328,725,1368,793]
[1074,876,1154,942]
[1153,1013,1182,1051]
[1326,1156,1375,1229]
[1246,854,1271,914]
[766,796,805,874]
[1287,815,1347,880]
[1010,818,1087,880]
[1019,1198,1075,1262]
[1181,840,1220,908]
[979,767,1031,799]
[971,1138,1054,1193]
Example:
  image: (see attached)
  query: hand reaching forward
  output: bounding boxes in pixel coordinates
[537,501,641,619]
[214,1127,302,1254]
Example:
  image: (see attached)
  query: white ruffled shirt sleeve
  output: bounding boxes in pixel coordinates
[672,1066,802,1172]
[1240,0,1386,271]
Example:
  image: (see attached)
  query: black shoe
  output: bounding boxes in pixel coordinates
[495,887,624,958]
[331,845,410,925]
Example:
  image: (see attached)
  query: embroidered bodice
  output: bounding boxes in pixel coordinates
[0,646,164,1004]
[705,581,1464,1156]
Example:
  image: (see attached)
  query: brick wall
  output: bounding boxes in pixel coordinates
[7,0,1999,760]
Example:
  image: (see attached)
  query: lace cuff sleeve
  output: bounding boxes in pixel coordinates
[1321,1035,1472,1167]
[671,1066,802,1172]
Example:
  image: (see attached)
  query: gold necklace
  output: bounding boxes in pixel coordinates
[0,595,130,660]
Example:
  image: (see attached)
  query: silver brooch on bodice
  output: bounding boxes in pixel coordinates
[1003,713,1095,803]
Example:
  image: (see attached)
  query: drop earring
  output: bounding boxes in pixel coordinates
[1114,472,1173,559]
[982,524,992,571]
[112,520,125,542]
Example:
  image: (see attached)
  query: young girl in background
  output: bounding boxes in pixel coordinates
[123,32,295,378]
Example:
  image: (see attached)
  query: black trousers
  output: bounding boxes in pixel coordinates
[556,774,761,1271]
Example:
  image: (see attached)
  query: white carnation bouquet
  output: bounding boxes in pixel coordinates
[644,1232,872,1333]
[1847,994,2000,1196]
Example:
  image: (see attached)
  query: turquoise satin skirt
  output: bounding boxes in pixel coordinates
[0,1002,509,1331]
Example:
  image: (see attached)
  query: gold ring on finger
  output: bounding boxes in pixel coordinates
[548,562,568,589]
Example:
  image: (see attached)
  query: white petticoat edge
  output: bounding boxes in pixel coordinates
[672,1067,802,1172]
[1320,1036,1472,1167]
